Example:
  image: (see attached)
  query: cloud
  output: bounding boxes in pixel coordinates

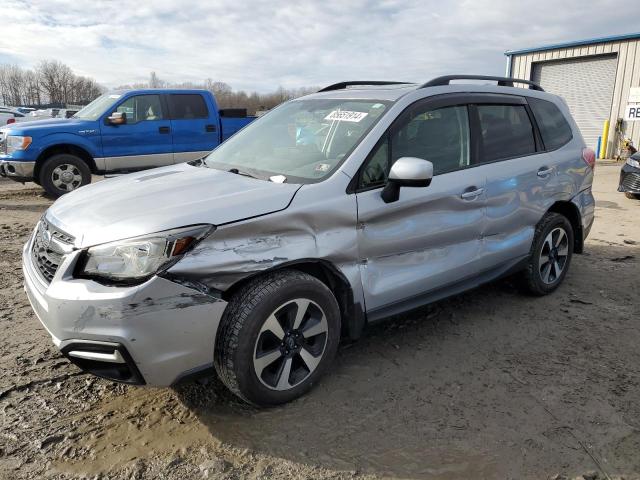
[0,0,636,91]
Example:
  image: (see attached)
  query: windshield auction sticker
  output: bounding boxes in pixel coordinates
[324,110,368,122]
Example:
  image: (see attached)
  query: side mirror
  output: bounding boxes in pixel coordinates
[107,111,126,125]
[381,157,433,203]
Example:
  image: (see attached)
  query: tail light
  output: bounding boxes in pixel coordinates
[582,147,596,169]
[6,118,15,125]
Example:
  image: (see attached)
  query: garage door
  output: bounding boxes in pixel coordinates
[531,55,617,151]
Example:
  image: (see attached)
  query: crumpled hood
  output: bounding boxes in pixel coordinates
[46,163,301,247]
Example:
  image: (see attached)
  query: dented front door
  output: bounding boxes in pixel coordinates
[355,169,486,314]
[354,98,487,315]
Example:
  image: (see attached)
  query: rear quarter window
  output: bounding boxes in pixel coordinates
[168,94,209,120]
[528,97,573,150]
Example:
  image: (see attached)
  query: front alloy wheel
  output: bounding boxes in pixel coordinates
[215,270,341,406]
[51,163,83,192]
[253,299,328,391]
[40,153,92,198]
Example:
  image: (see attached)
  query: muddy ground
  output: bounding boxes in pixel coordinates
[0,164,638,480]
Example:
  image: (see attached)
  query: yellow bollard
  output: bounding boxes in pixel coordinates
[600,119,610,159]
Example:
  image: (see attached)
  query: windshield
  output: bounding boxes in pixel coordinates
[204,99,389,182]
[73,93,122,120]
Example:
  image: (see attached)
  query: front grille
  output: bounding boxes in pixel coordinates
[622,172,640,191]
[51,229,74,245]
[31,219,75,284]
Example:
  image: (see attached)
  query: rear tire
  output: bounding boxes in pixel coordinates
[522,212,574,296]
[214,270,341,406]
[39,154,91,198]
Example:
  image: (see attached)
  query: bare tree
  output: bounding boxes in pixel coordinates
[0,60,314,113]
[149,71,166,88]
[0,60,104,107]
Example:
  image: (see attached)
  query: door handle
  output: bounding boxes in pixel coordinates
[461,187,484,199]
[158,126,170,134]
[205,124,217,132]
[537,166,553,177]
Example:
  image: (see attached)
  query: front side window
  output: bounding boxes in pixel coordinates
[204,99,389,183]
[359,105,470,189]
[116,95,164,124]
[528,97,573,150]
[168,94,208,120]
[477,104,536,162]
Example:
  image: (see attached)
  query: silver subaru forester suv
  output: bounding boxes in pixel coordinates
[23,76,595,406]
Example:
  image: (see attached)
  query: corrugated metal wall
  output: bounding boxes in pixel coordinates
[531,56,617,151]
[509,38,640,158]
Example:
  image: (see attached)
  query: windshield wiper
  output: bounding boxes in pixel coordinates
[228,168,260,179]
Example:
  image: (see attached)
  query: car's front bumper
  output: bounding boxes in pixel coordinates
[0,159,36,182]
[618,163,640,193]
[22,227,227,386]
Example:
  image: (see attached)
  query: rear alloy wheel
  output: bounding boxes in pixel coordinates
[523,212,574,295]
[215,270,341,406]
[538,227,570,285]
[40,154,91,198]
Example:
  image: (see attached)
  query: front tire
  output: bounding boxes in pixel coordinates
[39,154,91,198]
[214,270,341,406]
[522,212,574,295]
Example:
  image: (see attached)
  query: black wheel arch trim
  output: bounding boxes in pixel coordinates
[546,200,584,254]
[221,258,365,340]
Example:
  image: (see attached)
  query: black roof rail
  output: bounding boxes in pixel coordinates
[420,75,545,91]
[318,81,413,92]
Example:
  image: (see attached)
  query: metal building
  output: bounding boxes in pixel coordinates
[505,32,640,158]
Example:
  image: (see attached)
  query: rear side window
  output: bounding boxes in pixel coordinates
[168,94,209,120]
[477,105,536,162]
[528,97,573,150]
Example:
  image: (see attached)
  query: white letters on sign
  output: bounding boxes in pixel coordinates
[624,104,640,121]
[325,110,368,122]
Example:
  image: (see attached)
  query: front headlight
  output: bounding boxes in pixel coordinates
[79,225,213,283]
[626,156,640,168]
[6,135,32,154]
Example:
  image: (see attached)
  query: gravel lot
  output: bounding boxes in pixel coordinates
[0,165,639,480]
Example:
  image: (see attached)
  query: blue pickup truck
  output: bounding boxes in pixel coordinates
[0,89,255,196]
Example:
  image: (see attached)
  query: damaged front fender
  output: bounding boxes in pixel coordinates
[167,179,365,331]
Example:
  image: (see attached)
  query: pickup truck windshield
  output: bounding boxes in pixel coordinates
[204,99,389,182]
[73,93,122,120]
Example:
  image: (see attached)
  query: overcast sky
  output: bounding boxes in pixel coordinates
[1,0,638,92]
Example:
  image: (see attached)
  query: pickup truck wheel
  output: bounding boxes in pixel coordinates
[40,154,91,198]
[522,212,574,296]
[214,270,341,406]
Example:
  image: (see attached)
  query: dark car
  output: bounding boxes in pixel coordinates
[618,152,640,199]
